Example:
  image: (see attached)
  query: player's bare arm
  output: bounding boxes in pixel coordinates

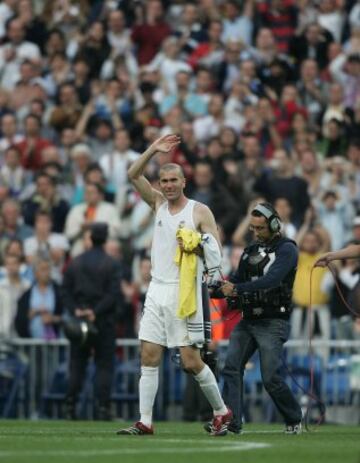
[128,134,181,210]
[194,202,222,250]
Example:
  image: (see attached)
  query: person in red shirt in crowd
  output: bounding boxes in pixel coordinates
[188,19,224,70]
[131,0,171,66]
[257,0,297,54]
[15,113,52,171]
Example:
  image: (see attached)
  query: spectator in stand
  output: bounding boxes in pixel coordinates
[256,0,297,53]
[2,198,33,242]
[100,128,139,198]
[15,114,52,171]
[24,210,69,284]
[17,0,48,54]
[290,22,334,74]
[319,82,350,134]
[42,52,73,99]
[0,0,16,42]
[297,147,323,199]
[11,60,40,113]
[188,19,224,72]
[0,114,24,161]
[273,197,297,239]
[193,94,237,143]
[314,189,354,251]
[22,172,70,233]
[159,70,208,118]
[65,182,121,256]
[321,255,359,340]
[15,256,63,339]
[131,0,171,66]
[106,9,132,58]
[292,209,331,360]
[317,0,345,44]
[71,56,91,106]
[75,96,116,159]
[69,143,92,205]
[221,0,254,46]
[317,118,348,158]
[44,28,67,60]
[297,59,326,126]
[0,252,30,338]
[0,17,41,90]
[72,163,112,205]
[74,21,111,80]
[254,148,310,227]
[186,159,239,241]
[329,52,360,111]
[147,36,192,96]
[0,146,30,198]
[173,2,207,56]
[49,82,83,133]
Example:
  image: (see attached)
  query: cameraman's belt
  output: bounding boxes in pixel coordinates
[242,305,291,319]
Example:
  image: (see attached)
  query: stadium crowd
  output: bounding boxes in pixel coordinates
[0,0,359,354]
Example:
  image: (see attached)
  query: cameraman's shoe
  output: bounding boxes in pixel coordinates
[116,422,154,435]
[284,422,302,435]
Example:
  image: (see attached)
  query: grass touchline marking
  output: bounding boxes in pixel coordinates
[0,443,271,457]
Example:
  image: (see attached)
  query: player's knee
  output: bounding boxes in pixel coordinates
[141,352,160,367]
[182,357,203,374]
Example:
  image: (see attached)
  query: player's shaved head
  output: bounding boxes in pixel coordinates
[159,163,184,179]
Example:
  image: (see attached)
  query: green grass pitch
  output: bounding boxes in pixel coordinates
[0,421,359,463]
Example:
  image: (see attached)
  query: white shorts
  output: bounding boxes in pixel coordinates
[139,281,193,348]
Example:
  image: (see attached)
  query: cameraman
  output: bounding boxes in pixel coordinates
[216,203,302,435]
[62,223,120,420]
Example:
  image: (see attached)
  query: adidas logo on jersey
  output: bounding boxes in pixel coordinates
[157,220,162,226]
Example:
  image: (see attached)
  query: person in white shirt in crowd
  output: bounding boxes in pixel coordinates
[147,36,192,96]
[0,252,30,339]
[317,0,346,43]
[100,9,138,81]
[0,17,41,90]
[273,197,297,240]
[69,143,93,205]
[221,0,254,46]
[193,94,238,144]
[0,146,29,198]
[314,189,355,251]
[0,113,24,161]
[24,210,69,284]
[0,0,16,41]
[99,128,139,196]
[330,52,360,111]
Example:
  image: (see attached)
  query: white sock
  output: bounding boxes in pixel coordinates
[139,366,159,426]
[194,365,227,416]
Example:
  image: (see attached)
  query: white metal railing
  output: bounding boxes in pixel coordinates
[0,338,359,423]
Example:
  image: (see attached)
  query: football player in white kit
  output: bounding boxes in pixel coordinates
[117,134,232,436]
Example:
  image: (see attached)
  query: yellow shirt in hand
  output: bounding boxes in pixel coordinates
[293,252,329,306]
[174,228,201,319]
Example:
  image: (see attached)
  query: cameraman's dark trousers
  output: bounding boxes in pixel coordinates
[222,318,302,431]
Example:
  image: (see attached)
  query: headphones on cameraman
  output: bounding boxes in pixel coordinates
[252,203,282,233]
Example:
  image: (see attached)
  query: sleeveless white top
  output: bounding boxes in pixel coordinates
[151,199,196,283]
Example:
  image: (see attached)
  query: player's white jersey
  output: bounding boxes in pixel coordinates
[151,199,196,283]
